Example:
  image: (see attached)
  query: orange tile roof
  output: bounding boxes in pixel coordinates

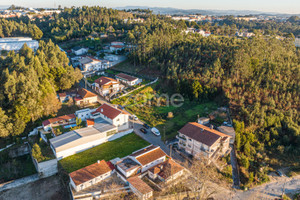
[78,88,97,98]
[86,119,94,126]
[116,73,138,82]
[96,103,123,120]
[178,122,230,147]
[127,176,153,195]
[134,147,167,166]
[95,76,118,86]
[149,159,184,179]
[42,114,76,126]
[70,160,114,186]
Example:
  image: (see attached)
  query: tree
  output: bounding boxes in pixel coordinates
[32,143,43,161]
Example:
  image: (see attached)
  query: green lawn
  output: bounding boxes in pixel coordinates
[156,101,218,140]
[112,60,145,74]
[59,133,150,173]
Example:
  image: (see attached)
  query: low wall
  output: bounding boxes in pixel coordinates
[107,129,133,141]
[33,158,58,178]
[8,144,30,158]
[0,174,39,192]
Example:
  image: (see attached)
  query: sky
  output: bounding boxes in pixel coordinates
[0,0,299,14]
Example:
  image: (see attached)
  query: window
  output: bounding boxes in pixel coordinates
[188,144,191,148]
[188,138,192,142]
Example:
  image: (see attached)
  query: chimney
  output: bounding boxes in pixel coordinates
[210,124,214,129]
[97,160,100,164]
[101,108,103,112]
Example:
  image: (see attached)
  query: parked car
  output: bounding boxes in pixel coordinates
[151,127,160,136]
[140,128,147,134]
[143,123,150,129]
[132,115,138,121]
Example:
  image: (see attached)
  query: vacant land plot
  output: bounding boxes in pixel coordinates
[59,133,150,173]
[112,85,218,140]
[0,175,70,200]
[112,60,144,74]
[0,153,36,183]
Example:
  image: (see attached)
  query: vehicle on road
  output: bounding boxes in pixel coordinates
[140,128,147,134]
[151,127,160,136]
[132,115,138,121]
[143,123,150,129]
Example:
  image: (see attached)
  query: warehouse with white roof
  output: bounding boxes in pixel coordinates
[0,37,39,52]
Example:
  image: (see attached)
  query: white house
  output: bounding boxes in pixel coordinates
[79,56,106,72]
[93,77,123,97]
[116,157,141,178]
[127,145,167,173]
[115,73,142,86]
[74,88,98,106]
[75,108,92,121]
[72,47,88,56]
[95,103,129,129]
[42,114,76,132]
[69,160,115,192]
[177,122,231,159]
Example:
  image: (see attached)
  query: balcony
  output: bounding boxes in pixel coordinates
[176,135,186,141]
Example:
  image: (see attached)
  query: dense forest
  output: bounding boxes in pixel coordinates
[0,6,299,187]
[0,18,43,39]
[126,16,300,186]
[0,40,82,138]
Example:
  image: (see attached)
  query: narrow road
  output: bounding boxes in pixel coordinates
[230,144,240,188]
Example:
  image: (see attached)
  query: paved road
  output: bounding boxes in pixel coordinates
[230,144,240,188]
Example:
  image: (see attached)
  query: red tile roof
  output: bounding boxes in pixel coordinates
[111,45,124,48]
[116,73,138,82]
[96,103,122,120]
[178,122,230,147]
[77,88,97,98]
[95,77,118,86]
[127,176,153,195]
[132,146,167,166]
[149,159,184,179]
[58,92,67,97]
[70,160,114,186]
[42,114,76,126]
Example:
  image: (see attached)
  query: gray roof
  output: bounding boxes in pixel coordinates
[50,117,116,151]
[79,57,93,65]
[73,46,83,51]
[50,131,81,149]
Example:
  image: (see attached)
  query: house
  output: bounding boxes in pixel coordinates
[217,126,236,144]
[49,118,118,160]
[111,41,125,46]
[177,122,231,159]
[93,77,124,97]
[79,56,106,72]
[110,45,125,52]
[115,73,142,86]
[49,104,131,160]
[42,114,76,132]
[148,159,185,183]
[127,176,153,200]
[95,103,129,129]
[72,47,88,56]
[116,157,141,178]
[69,160,115,192]
[0,37,39,52]
[197,117,210,125]
[74,88,98,106]
[75,108,92,121]
[58,92,68,102]
[128,145,167,173]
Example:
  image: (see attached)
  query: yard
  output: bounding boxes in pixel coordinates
[112,85,218,140]
[112,60,144,74]
[59,133,150,173]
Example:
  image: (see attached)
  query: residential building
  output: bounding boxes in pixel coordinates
[197,117,210,125]
[295,38,300,48]
[116,157,141,178]
[42,114,76,132]
[0,37,39,52]
[72,47,88,56]
[110,45,125,52]
[115,73,142,86]
[79,56,106,72]
[69,160,115,192]
[94,103,129,129]
[128,145,167,173]
[177,122,231,159]
[75,108,92,121]
[111,41,125,46]
[93,77,123,97]
[58,92,68,103]
[127,176,153,200]
[148,159,185,183]
[217,126,236,144]
[74,88,98,106]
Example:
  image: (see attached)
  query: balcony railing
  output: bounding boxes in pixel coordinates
[176,135,186,141]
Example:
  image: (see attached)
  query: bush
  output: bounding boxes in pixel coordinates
[32,143,43,161]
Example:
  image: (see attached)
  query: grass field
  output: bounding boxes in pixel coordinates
[59,133,150,173]
[112,85,218,141]
[112,60,145,74]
